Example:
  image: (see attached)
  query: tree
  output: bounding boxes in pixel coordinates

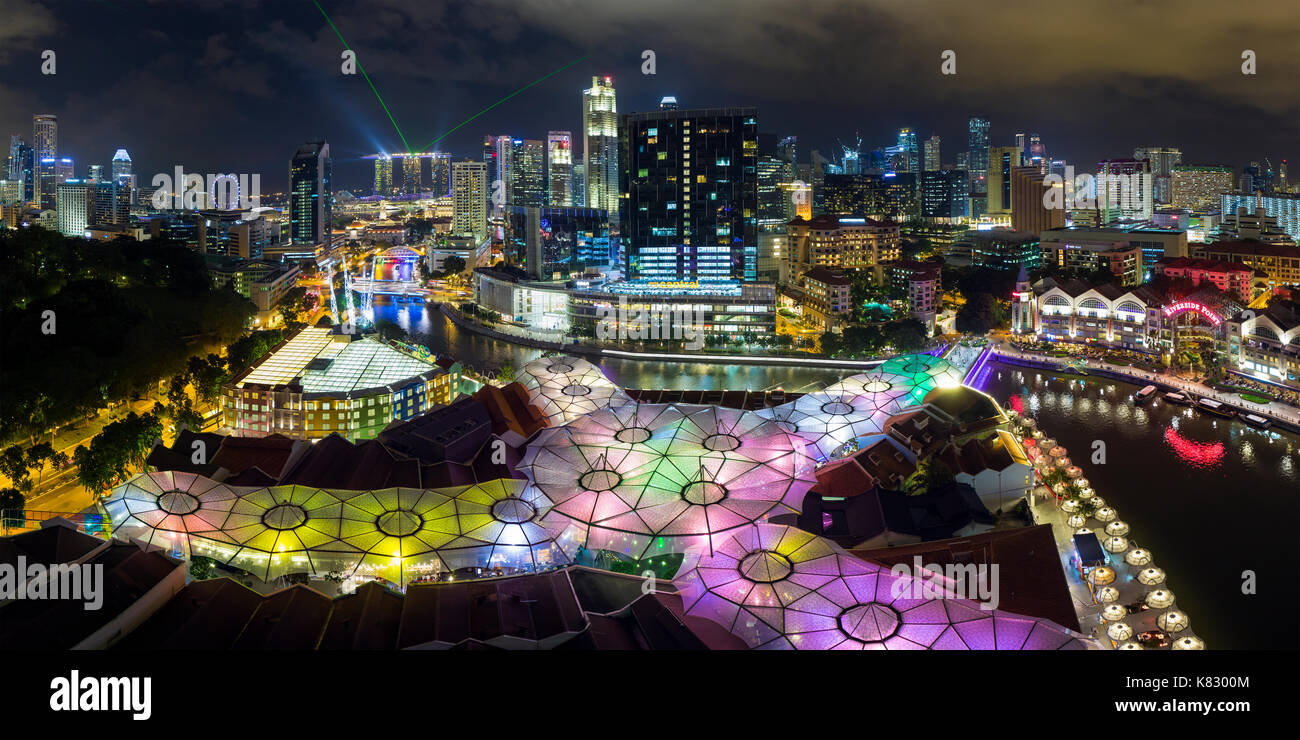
[371,318,408,342]
[904,457,955,495]
[0,445,30,490]
[497,362,516,383]
[883,319,927,353]
[956,293,1006,335]
[0,488,24,528]
[819,331,842,357]
[26,441,54,487]
[441,255,467,277]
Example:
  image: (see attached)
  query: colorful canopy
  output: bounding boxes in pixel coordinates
[674,524,1088,650]
[757,391,891,461]
[515,354,633,425]
[518,403,815,559]
[103,471,567,583]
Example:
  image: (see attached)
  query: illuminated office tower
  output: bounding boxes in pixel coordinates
[582,76,619,220]
[923,136,941,172]
[86,164,103,181]
[546,131,572,207]
[921,169,968,219]
[967,116,990,195]
[33,114,57,161]
[757,154,786,232]
[93,180,128,225]
[1027,134,1045,171]
[1134,147,1182,204]
[452,161,487,241]
[1014,133,1026,163]
[571,163,586,208]
[897,128,918,174]
[55,157,74,184]
[986,145,1023,214]
[36,158,57,210]
[1280,160,1289,191]
[429,152,452,197]
[402,154,422,194]
[512,138,545,207]
[619,105,758,282]
[1097,158,1153,223]
[373,154,393,196]
[1170,165,1233,211]
[56,180,91,236]
[288,139,331,245]
[111,148,135,203]
[483,135,513,196]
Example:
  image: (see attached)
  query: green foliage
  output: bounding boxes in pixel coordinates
[189,555,217,580]
[0,227,254,444]
[956,293,1007,335]
[74,411,163,495]
[497,362,516,383]
[903,457,955,496]
[0,445,31,489]
[370,318,407,342]
[225,329,286,372]
[0,487,24,527]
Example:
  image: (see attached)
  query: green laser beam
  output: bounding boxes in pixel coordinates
[310,0,414,153]
[420,54,590,151]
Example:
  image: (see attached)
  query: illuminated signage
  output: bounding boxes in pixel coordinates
[1161,301,1222,327]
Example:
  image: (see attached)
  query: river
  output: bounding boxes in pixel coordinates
[380,299,1300,649]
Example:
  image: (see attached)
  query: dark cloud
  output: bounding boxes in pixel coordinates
[0,0,1295,191]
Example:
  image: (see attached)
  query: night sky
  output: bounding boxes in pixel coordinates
[1,0,1296,192]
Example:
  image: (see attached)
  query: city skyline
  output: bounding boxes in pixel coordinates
[0,0,1295,192]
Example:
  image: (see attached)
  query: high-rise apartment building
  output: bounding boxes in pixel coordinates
[546,131,572,207]
[923,136,941,172]
[56,180,91,236]
[452,161,488,242]
[288,140,332,246]
[1134,147,1182,204]
[619,105,758,282]
[582,76,619,219]
[1097,158,1153,224]
[1170,165,1233,211]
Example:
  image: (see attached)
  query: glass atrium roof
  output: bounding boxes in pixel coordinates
[234,326,439,395]
[516,354,633,425]
[675,524,1087,650]
[519,403,815,559]
[103,471,567,584]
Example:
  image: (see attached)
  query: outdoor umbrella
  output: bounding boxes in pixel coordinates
[1145,589,1176,609]
[1076,488,1094,500]
[1090,496,1106,508]
[1137,567,1166,586]
[1102,535,1129,553]
[1102,604,1127,622]
[1061,499,1081,513]
[1074,527,1094,536]
[1088,566,1116,585]
[1049,446,1067,458]
[1093,506,1116,523]
[1171,636,1205,650]
[1066,514,1086,529]
[1055,457,1072,468]
[1095,585,1121,603]
[1116,641,1143,650]
[1125,548,1152,566]
[1066,466,1083,478]
[1076,478,1090,489]
[1041,438,1057,451]
[1107,622,1134,641]
[1105,520,1130,537]
[1158,610,1190,633]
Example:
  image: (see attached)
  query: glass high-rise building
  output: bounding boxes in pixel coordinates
[619,105,759,282]
[111,148,134,203]
[582,76,619,220]
[898,128,919,174]
[289,140,331,246]
[512,138,545,207]
[921,170,969,219]
[968,116,990,195]
[1134,147,1182,204]
[923,136,941,172]
[546,131,572,207]
[483,135,513,196]
[571,163,586,208]
[33,114,57,161]
[373,154,393,196]
[757,153,786,232]
[452,161,487,241]
[429,153,452,198]
[401,154,422,194]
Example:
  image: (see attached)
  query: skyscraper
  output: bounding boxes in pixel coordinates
[619,105,758,282]
[921,169,968,219]
[36,158,57,210]
[987,145,1024,214]
[483,135,513,197]
[111,148,134,204]
[582,76,619,219]
[33,114,57,161]
[512,138,545,207]
[429,153,452,197]
[546,131,573,207]
[373,154,393,196]
[8,137,32,202]
[571,163,586,208]
[289,140,331,246]
[923,136,941,172]
[1170,165,1233,211]
[1097,158,1153,224]
[56,180,91,236]
[1134,147,1182,204]
[897,128,919,174]
[402,154,422,194]
[757,153,786,232]
[452,161,487,242]
[967,116,990,195]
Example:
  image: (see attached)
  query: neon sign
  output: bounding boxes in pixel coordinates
[1161,301,1222,327]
